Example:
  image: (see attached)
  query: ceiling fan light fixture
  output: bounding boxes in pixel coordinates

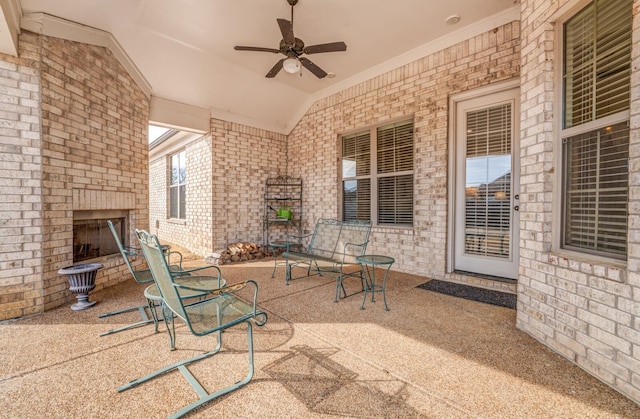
[283,57,301,74]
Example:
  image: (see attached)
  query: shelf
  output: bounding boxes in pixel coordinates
[264,176,302,247]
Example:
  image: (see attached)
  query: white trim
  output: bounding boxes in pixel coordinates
[553,5,567,257]
[447,79,520,276]
[0,0,21,56]
[148,131,202,162]
[150,96,210,133]
[20,12,152,98]
[560,112,631,139]
[286,5,521,134]
[552,0,632,259]
[447,79,519,273]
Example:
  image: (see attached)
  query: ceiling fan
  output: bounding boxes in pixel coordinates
[233,0,347,79]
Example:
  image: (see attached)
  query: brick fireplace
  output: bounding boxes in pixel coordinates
[71,190,135,252]
[63,190,146,300]
[0,31,150,320]
[73,211,127,263]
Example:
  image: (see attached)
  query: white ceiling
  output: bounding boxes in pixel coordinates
[9,0,519,133]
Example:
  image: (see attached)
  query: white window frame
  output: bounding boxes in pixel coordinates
[169,149,186,220]
[340,118,414,227]
[554,0,631,260]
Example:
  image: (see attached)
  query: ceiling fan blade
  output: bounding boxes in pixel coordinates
[234,46,281,54]
[303,42,347,55]
[266,58,285,78]
[277,18,295,45]
[299,57,327,79]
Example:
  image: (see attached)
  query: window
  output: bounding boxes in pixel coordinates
[341,120,414,226]
[561,0,631,259]
[169,150,186,219]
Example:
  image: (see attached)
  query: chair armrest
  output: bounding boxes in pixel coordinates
[175,279,263,319]
[166,250,184,269]
[340,241,369,263]
[123,246,144,258]
[286,233,312,250]
[179,280,268,329]
[286,233,312,242]
[173,278,244,295]
[171,264,222,281]
[343,241,368,252]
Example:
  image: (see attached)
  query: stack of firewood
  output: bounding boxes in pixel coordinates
[207,242,270,265]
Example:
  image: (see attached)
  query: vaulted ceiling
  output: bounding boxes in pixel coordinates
[2,0,520,134]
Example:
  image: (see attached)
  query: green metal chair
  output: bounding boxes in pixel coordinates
[100,220,224,338]
[118,229,268,419]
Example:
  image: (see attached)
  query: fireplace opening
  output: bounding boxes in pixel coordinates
[73,210,128,263]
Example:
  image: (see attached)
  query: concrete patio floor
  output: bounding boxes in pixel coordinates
[1,258,639,418]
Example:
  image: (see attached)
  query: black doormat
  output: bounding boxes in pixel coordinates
[417,280,516,309]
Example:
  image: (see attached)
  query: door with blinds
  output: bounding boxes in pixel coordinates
[454,88,519,279]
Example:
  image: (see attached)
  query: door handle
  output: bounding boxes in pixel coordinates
[513,205,519,211]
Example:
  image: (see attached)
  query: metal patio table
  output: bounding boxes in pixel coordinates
[356,255,394,311]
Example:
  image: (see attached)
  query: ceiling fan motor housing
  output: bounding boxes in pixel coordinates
[280,38,305,55]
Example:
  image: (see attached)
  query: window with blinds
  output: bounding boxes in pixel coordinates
[464,104,512,258]
[563,0,631,128]
[561,0,631,259]
[563,122,629,257]
[341,120,414,226]
[169,150,186,219]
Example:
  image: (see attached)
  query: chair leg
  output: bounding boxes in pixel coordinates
[334,275,348,303]
[118,322,255,419]
[99,303,156,337]
[147,298,160,333]
[162,304,177,351]
[285,263,291,285]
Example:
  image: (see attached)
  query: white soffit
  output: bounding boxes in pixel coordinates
[149,96,210,134]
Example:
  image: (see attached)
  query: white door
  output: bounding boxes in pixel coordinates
[454,88,519,279]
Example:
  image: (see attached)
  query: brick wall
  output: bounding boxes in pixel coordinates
[0,32,44,320]
[149,119,286,257]
[149,134,214,256]
[288,22,521,293]
[149,147,168,238]
[517,0,640,404]
[38,33,150,310]
[210,119,286,250]
[0,31,150,319]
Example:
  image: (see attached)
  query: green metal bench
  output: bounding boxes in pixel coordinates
[118,229,268,419]
[282,218,372,302]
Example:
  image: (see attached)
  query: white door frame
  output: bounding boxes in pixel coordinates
[447,79,520,277]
